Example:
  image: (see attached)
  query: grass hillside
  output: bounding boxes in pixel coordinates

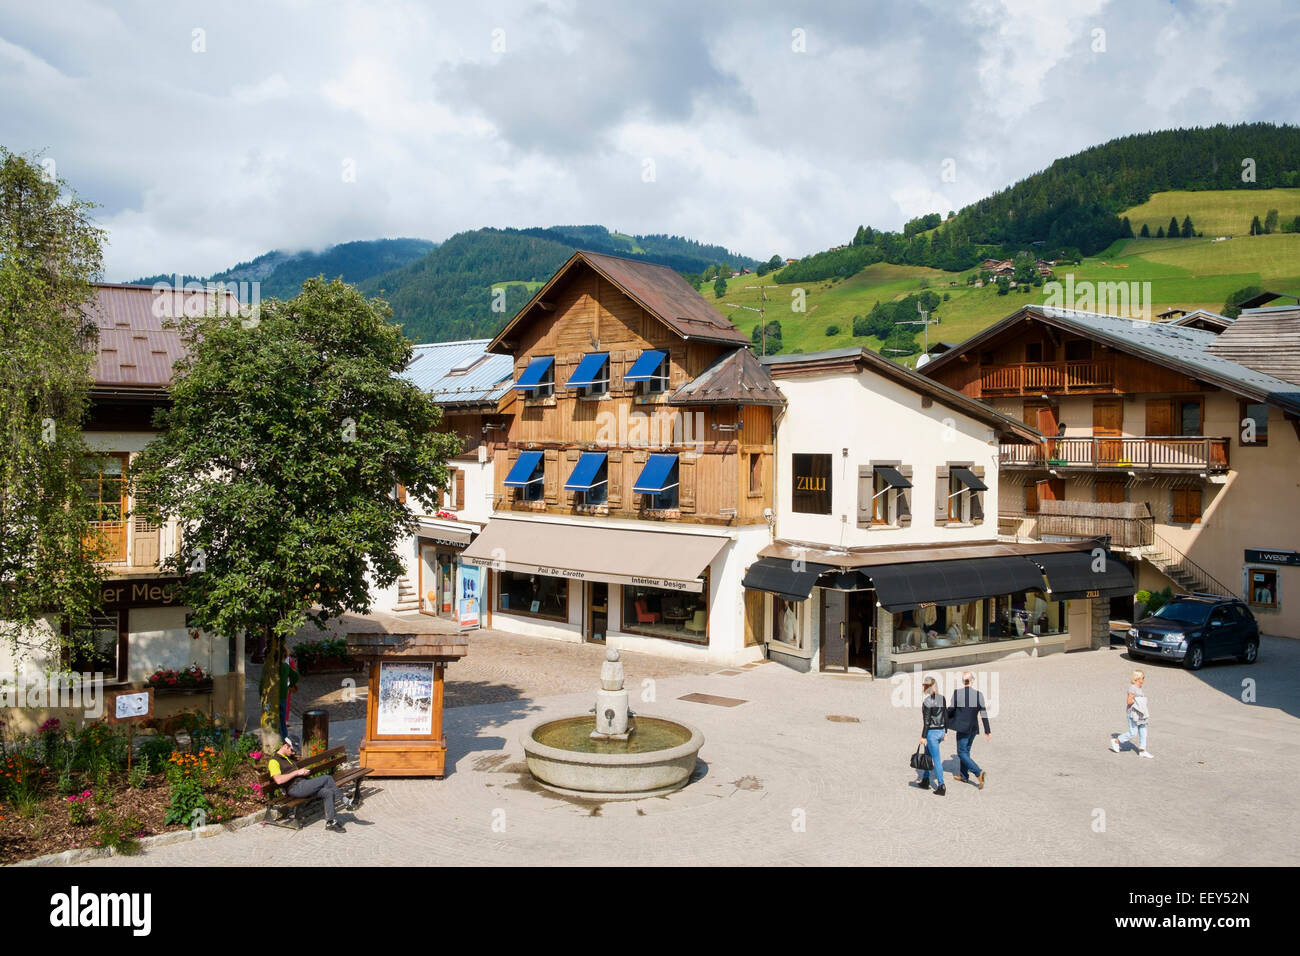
[714,229,1300,366]
[1120,188,1300,237]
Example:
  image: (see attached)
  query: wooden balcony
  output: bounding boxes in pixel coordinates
[89,518,176,571]
[980,360,1113,395]
[1001,501,1154,549]
[1000,436,1230,473]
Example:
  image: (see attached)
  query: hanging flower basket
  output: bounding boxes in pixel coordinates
[146,665,213,695]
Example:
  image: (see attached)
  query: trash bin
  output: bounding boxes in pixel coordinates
[302,709,329,752]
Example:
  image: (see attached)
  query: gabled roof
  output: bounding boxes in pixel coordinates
[1164,309,1233,333]
[667,346,786,406]
[1235,290,1300,311]
[489,250,750,353]
[920,305,1300,416]
[400,339,515,407]
[762,346,1040,444]
[87,282,238,391]
[1206,307,1300,386]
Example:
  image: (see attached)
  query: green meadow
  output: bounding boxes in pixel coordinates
[1119,188,1300,237]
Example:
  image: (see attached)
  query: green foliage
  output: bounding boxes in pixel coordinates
[128,755,150,789]
[750,320,782,355]
[1139,223,1150,237]
[73,722,125,774]
[0,148,106,663]
[131,278,461,733]
[713,275,727,298]
[1264,208,1279,234]
[95,811,143,855]
[66,789,93,826]
[996,276,1011,294]
[824,324,840,336]
[294,636,356,669]
[1181,215,1195,238]
[1168,216,1180,238]
[138,733,177,768]
[1249,215,1262,235]
[1223,284,1265,319]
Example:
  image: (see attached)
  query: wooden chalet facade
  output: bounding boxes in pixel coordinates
[921,304,1300,638]
[460,251,784,663]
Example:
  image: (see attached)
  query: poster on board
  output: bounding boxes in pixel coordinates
[376,661,435,736]
[458,563,481,630]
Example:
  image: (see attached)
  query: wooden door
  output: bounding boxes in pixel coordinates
[1095,477,1126,504]
[1036,477,1065,504]
[819,590,847,672]
[1145,400,1174,436]
[586,582,608,643]
[743,589,765,647]
[1092,400,1123,465]
[1036,405,1059,463]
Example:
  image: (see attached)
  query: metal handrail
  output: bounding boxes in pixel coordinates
[1145,530,1235,596]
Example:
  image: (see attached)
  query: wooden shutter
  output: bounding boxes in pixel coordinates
[897,465,913,526]
[669,348,687,388]
[564,449,580,506]
[1172,487,1201,524]
[969,466,985,524]
[1036,405,1058,436]
[1036,477,1064,503]
[934,465,950,525]
[856,464,873,528]
[1145,400,1174,437]
[454,469,465,511]
[396,483,407,504]
[1024,482,1039,514]
[506,448,518,502]
[679,455,697,513]
[543,449,559,503]
[607,450,623,508]
[632,451,648,507]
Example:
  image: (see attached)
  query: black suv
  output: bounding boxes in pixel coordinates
[1127,594,1260,670]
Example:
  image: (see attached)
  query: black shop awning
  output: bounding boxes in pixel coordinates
[1033,550,1135,600]
[742,557,836,602]
[866,555,1045,612]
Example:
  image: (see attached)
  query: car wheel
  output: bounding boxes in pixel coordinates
[1240,639,1259,664]
[1184,643,1205,670]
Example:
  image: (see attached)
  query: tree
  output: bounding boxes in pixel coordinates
[1156,226,1165,238]
[1013,251,1037,284]
[1222,284,1265,319]
[996,276,1011,295]
[1120,217,1134,238]
[750,320,782,355]
[713,276,727,298]
[131,278,460,741]
[1264,208,1279,234]
[1168,217,1180,239]
[1250,215,1263,236]
[1140,223,1150,238]
[0,149,106,670]
[767,254,783,271]
[1181,215,1194,238]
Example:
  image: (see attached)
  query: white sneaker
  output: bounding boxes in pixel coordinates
[1109,739,1121,753]
[1139,750,1154,759]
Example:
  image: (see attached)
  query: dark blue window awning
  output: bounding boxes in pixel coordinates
[513,356,554,390]
[634,454,679,494]
[951,467,987,492]
[623,349,667,382]
[503,450,545,487]
[564,452,608,490]
[566,352,609,388]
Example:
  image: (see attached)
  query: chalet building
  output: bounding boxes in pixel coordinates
[920,304,1300,639]
[381,340,514,623]
[1,284,244,732]
[742,347,1130,676]
[1160,309,1234,334]
[459,251,784,664]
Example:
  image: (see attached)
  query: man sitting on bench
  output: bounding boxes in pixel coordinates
[267,735,352,833]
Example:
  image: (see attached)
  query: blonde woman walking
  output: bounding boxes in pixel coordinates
[914,675,949,795]
[1109,669,1153,758]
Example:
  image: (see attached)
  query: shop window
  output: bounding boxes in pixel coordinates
[622,573,709,644]
[67,612,125,682]
[1239,401,1269,446]
[892,592,1067,655]
[791,453,832,514]
[1247,568,1278,608]
[770,596,803,649]
[1171,486,1202,524]
[496,571,568,620]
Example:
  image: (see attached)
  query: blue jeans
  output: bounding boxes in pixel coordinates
[1118,716,1148,751]
[955,732,982,780]
[919,729,946,788]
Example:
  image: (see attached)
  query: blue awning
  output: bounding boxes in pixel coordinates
[566,352,609,388]
[633,454,679,494]
[503,450,545,487]
[623,349,667,382]
[564,452,608,490]
[513,356,554,390]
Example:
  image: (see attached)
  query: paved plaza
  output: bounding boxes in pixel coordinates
[89,629,1300,867]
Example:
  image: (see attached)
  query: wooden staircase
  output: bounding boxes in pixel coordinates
[392,574,421,613]
[1139,532,1235,597]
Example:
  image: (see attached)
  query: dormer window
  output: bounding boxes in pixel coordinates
[566,352,610,398]
[514,356,554,398]
[624,349,669,394]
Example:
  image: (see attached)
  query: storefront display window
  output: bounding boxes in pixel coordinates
[891,591,1067,654]
[497,571,568,620]
[1247,568,1278,608]
[621,575,708,644]
[770,597,803,649]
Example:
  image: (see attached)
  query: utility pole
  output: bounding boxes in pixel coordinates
[897,301,940,355]
[726,284,779,355]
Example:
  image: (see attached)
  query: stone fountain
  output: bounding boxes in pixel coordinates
[522,647,704,799]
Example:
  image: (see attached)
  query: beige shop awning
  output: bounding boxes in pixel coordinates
[460,519,729,593]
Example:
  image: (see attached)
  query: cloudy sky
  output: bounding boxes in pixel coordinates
[2,0,1296,280]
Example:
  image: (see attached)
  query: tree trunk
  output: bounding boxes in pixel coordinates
[258,623,285,748]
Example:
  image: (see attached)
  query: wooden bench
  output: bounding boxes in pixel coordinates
[258,745,374,829]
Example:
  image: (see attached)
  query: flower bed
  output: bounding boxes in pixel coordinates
[293,637,362,675]
[0,715,264,865]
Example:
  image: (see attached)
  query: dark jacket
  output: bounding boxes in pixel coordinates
[947,686,991,735]
[921,692,948,733]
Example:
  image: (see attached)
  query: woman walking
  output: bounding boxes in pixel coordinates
[914,675,949,795]
[1110,669,1153,758]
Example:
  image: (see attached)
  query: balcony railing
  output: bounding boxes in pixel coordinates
[981,360,1113,394]
[1001,500,1154,549]
[1000,436,1230,473]
[88,518,176,570]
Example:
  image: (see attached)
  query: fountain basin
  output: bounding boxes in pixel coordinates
[522,715,704,799]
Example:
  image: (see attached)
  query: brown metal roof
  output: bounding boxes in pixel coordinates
[87,283,238,389]
[667,346,786,406]
[1206,306,1300,385]
[490,250,750,352]
[758,536,1102,570]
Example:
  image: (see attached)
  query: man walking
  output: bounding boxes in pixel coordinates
[948,672,992,788]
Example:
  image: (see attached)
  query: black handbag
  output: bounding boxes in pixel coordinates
[910,744,933,772]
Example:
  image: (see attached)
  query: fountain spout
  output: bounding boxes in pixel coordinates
[591,647,632,741]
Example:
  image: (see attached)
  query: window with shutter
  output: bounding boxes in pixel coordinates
[897,465,913,526]
[564,450,580,506]
[934,466,950,525]
[970,466,985,524]
[543,449,559,503]
[454,469,465,511]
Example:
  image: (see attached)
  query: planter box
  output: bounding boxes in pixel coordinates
[297,658,362,675]
[152,680,214,696]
